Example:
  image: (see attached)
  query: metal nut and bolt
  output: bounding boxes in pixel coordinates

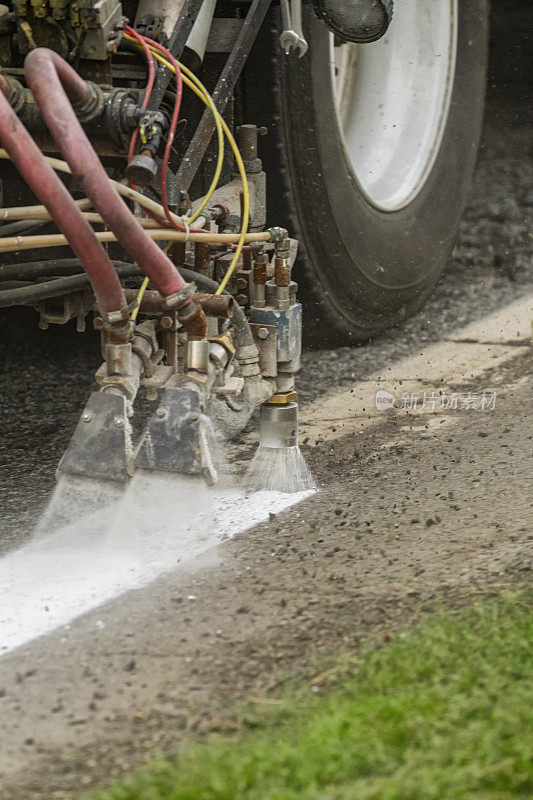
[257,327,270,340]
[236,124,267,161]
[160,315,174,330]
[114,416,125,428]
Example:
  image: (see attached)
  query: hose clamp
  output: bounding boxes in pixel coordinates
[163,282,197,310]
[267,226,289,244]
[73,82,105,123]
[1,75,26,115]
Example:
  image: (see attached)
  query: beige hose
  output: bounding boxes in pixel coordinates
[1,207,169,229]
[0,150,189,228]
[0,228,270,252]
[0,197,93,221]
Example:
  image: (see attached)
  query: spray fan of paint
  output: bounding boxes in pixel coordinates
[246,402,315,493]
[0,413,315,654]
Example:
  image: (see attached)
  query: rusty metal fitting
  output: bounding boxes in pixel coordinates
[253,252,268,285]
[105,307,130,325]
[96,305,131,344]
[209,204,229,222]
[194,241,211,274]
[195,293,234,318]
[97,318,130,346]
[168,241,186,266]
[274,255,292,287]
[159,315,175,330]
[243,248,253,271]
[179,301,208,341]
[236,124,267,162]
[123,289,234,319]
[236,124,267,175]
[252,252,269,308]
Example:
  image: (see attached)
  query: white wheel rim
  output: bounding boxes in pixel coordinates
[331,0,458,213]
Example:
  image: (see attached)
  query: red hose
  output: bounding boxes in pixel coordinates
[125,27,156,163]
[24,48,188,301]
[123,29,171,230]
[0,79,126,316]
[143,36,184,231]
[125,28,205,235]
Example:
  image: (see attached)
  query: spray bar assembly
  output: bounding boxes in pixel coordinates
[0,1,314,494]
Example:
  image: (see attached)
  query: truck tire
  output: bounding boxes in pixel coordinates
[264,0,489,344]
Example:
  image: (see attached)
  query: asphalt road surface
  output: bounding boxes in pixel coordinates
[0,4,532,798]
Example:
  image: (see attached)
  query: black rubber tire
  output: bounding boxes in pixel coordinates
[248,2,489,345]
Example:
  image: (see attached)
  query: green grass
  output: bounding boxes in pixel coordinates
[87,593,533,800]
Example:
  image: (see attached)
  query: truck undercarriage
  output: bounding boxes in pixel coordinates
[0,0,314,492]
[0,0,489,497]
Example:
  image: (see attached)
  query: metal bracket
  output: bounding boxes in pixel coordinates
[135,387,204,474]
[57,391,131,482]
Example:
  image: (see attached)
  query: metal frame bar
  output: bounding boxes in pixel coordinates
[175,0,272,194]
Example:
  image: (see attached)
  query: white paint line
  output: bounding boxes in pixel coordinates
[446,293,532,343]
[0,475,314,655]
[1,295,531,656]
[300,293,532,441]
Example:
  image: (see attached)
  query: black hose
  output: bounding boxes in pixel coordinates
[0,258,87,282]
[178,267,256,351]
[0,219,48,237]
[0,261,141,307]
[0,262,256,354]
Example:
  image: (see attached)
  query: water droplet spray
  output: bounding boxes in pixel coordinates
[246,401,315,493]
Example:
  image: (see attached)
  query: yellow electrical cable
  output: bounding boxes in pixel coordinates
[123,37,250,296]
[178,65,249,294]
[130,275,149,322]
[131,241,175,323]
[0,50,251,295]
